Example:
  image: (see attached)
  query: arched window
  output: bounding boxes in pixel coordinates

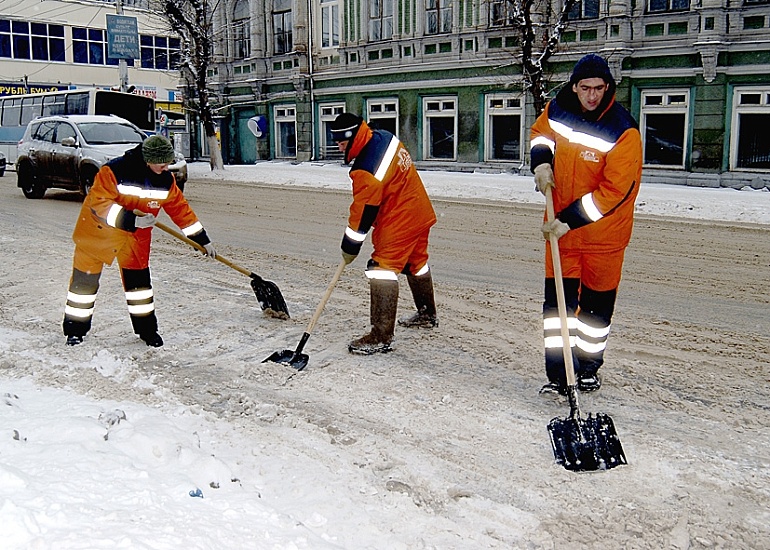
[233,0,250,59]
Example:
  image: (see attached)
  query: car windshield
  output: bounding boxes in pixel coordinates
[77,123,145,145]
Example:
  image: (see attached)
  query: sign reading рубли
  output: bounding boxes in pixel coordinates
[106,15,140,60]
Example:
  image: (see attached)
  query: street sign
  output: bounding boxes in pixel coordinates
[106,14,139,60]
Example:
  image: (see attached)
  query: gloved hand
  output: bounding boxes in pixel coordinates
[542,219,570,240]
[342,252,357,265]
[203,243,217,259]
[533,164,555,195]
[134,213,157,229]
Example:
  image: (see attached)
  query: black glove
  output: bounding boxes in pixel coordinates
[342,252,357,265]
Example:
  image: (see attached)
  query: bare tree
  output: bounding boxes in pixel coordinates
[155,0,224,170]
[511,0,579,116]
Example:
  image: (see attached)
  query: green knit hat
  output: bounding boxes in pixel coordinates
[142,135,175,164]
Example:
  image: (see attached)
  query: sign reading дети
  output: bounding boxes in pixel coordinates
[106,14,139,60]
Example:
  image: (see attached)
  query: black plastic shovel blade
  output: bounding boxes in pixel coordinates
[262,349,309,371]
[250,276,290,319]
[548,413,627,472]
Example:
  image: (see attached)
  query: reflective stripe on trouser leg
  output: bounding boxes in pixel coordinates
[543,277,580,385]
[63,269,101,337]
[121,267,158,336]
[575,286,617,376]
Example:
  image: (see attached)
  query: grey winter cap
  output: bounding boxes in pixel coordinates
[142,135,175,164]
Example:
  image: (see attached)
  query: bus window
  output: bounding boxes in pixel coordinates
[2,98,21,126]
[66,92,89,115]
[94,90,155,131]
[43,95,66,116]
[20,96,43,126]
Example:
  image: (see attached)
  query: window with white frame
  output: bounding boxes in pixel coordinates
[233,0,251,59]
[568,0,600,19]
[274,105,297,158]
[0,21,65,61]
[321,0,340,48]
[369,0,394,41]
[423,97,457,160]
[489,1,516,26]
[640,90,689,167]
[731,87,770,170]
[426,0,452,35]
[648,0,690,12]
[367,99,398,136]
[319,103,345,160]
[273,0,293,54]
[140,35,181,70]
[485,94,523,161]
[73,27,119,66]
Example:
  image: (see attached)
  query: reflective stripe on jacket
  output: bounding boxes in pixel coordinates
[72,145,207,265]
[530,88,642,253]
[341,121,436,256]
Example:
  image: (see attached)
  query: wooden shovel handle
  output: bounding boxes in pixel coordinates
[546,187,578,389]
[139,211,253,278]
[305,260,346,334]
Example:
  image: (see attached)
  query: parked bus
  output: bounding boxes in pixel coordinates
[0,88,155,165]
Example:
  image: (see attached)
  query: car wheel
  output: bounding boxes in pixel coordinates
[0,166,5,177]
[80,167,98,197]
[18,163,46,199]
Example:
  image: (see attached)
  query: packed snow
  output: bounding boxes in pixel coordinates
[1,162,768,549]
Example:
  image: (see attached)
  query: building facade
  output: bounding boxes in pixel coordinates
[210,0,770,186]
[1,1,768,186]
[0,0,187,153]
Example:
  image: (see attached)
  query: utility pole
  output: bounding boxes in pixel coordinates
[116,0,129,92]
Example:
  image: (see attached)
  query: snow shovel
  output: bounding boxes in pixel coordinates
[149,217,290,319]
[544,187,626,472]
[262,259,346,371]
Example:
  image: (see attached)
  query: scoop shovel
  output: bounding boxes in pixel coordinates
[146,214,290,319]
[263,260,346,370]
[544,187,626,471]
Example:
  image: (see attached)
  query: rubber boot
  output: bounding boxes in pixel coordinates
[349,279,399,355]
[398,271,438,328]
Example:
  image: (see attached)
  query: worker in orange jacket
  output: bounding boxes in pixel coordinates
[530,53,643,394]
[63,135,216,347]
[330,113,438,355]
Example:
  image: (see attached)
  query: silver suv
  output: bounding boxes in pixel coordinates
[16,114,187,199]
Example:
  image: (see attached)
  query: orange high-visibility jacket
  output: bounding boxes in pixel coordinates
[530,88,643,253]
[341,121,436,257]
[72,145,209,266]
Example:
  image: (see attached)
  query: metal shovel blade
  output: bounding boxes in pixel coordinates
[262,349,309,371]
[250,276,290,319]
[548,413,627,472]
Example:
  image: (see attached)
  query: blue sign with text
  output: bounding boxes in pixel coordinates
[106,15,139,60]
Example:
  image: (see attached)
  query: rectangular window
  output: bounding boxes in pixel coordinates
[367,99,398,136]
[274,105,297,158]
[273,0,293,54]
[25,22,65,62]
[485,94,523,161]
[731,87,770,170]
[422,97,457,160]
[321,0,340,48]
[0,19,64,62]
[73,27,118,66]
[489,1,515,26]
[743,16,765,30]
[140,35,180,69]
[234,21,251,59]
[369,0,394,41]
[319,103,346,160]
[568,0,600,20]
[426,0,452,35]
[648,0,690,12]
[641,90,689,168]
